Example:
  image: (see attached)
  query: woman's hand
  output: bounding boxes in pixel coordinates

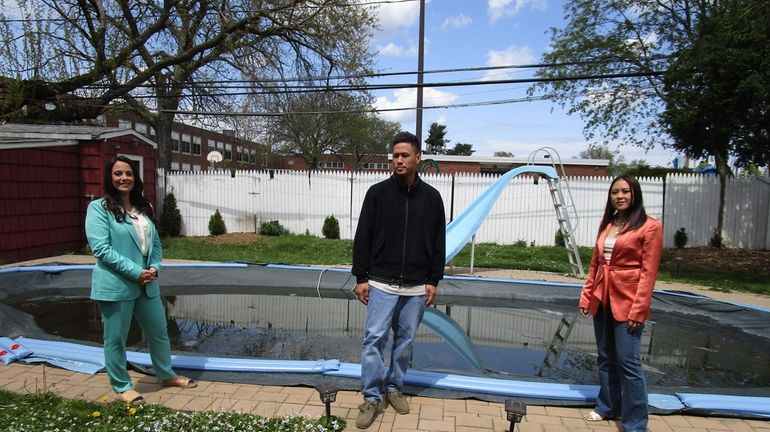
[138,268,157,286]
[579,307,590,318]
[627,320,643,332]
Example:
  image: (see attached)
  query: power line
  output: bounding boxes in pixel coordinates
[157,87,637,117]
[71,70,664,100]
[75,58,658,90]
[160,94,549,117]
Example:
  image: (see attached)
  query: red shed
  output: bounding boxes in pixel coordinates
[0,124,157,264]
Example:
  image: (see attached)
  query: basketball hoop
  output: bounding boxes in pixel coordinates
[206,150,223,164]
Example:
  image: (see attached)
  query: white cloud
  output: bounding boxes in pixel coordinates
[375,88,459,124]
[372,0,421,36]
[488,0,547,23]
[432,114,449,125]
[376,42,419,57]
[441,14,472,31]
[481,45,536,80]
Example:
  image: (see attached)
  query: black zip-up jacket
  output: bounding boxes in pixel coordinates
[352,174,446,287]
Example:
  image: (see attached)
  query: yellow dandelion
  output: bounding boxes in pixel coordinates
[99,396,109,403]
[91,411,101,417]
[128,407,137,415]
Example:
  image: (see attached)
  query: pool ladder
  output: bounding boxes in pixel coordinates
[527,147,585,278]
[537,314,578,376]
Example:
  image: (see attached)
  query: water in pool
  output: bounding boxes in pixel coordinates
[11,292,770,389]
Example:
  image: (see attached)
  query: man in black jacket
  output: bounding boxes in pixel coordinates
[352,131,446,429]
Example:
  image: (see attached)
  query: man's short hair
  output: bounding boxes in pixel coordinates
[391,131,421,153]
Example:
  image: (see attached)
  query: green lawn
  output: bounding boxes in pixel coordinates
[0,388,344,432]
[162,235,770,295]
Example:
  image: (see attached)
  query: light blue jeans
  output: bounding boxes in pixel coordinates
[593,306,648,432]
[361,287,426,402]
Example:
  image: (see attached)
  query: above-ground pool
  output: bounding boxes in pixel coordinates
[2,263,769,418]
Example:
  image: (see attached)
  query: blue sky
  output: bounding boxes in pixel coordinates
[368,0,680,167]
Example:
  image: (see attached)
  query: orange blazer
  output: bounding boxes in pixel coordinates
[579,216,663,323]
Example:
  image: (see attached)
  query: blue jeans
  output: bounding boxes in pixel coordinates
[593,306,648,432]
[361,287,426,402]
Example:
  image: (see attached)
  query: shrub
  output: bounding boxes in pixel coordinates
[554,229,565,247]
[710,229,723,248]
[208,210,226,236]
[159,193,182,237]
[259,220,287,236]
[322,215,340,239]
[674,227,688,248]
[514,239,528,247]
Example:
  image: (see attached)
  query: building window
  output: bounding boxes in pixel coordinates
[224,143,232,160]
[118,119,132,129]
[135,122,148,135]
[216,141,224,151]
[182,163,191,171]
[206,138,215,152]
[181,134,191,154]
[320,161,344,169]
[363,162,389,170]
[192,136,202,156]
[250,149,257,164]
[171,132,180,153]
[192,164,202,171]
[171,161,180,170]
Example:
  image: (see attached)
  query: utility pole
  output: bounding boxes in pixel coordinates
[415,0,426,150]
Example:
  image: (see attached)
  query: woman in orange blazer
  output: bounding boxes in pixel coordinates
[579,175,663,432]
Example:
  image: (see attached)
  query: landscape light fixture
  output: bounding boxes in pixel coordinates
[314,383,339,422]
[504,399,527,432]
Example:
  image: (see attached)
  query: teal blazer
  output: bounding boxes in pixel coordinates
[85,198,162,301]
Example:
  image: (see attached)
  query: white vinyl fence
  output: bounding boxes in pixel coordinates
[158,170,769,249]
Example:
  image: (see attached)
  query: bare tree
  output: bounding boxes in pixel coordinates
[0,0,376,170]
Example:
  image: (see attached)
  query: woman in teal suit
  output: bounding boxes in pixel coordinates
[86,156,196,405]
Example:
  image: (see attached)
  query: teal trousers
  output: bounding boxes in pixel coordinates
[98,293,176,393]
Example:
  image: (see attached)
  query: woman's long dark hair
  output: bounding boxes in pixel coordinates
[102,155,154,222]
[597,174,647,236]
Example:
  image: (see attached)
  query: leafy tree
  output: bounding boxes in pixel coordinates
[446,143,475,156]
[662,0,770,245]
[0,1,376,170]
[340,113,400,170]
[618,159,689,178]
[271,90,362,170]
[531,0,769,247]
[493,151,514,157]
[529,0,674,149]
[578,144,625,176]
[424,122,449,155]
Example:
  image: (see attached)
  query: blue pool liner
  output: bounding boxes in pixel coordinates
[6,337,769,418]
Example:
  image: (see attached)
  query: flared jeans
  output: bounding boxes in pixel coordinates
[593,305,648,432]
